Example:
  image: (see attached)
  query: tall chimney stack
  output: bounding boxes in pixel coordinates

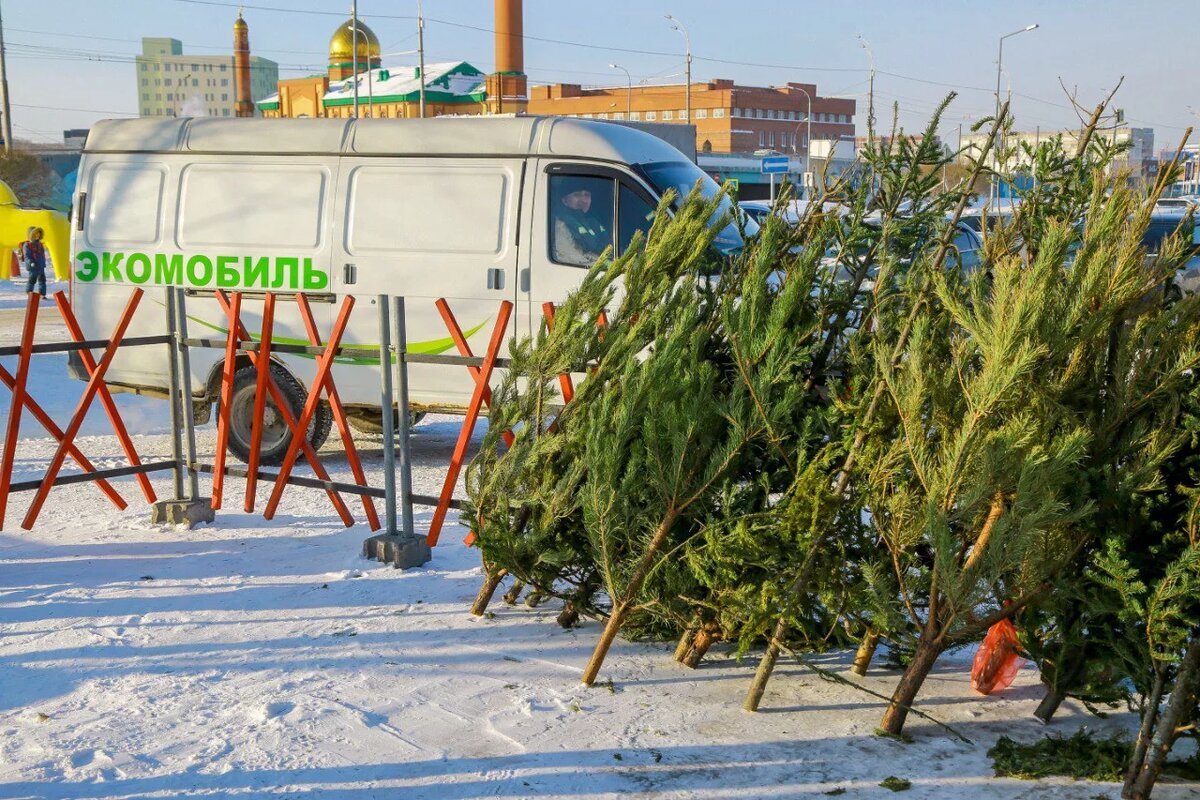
[490,0,527,114]
[495,0,523,75]
[233,11,253,117]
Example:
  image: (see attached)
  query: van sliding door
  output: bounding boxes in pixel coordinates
[328,158,523,414]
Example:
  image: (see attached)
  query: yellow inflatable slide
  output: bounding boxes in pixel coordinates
[0,178,70,281]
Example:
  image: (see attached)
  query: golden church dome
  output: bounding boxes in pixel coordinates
[329,18,380,64]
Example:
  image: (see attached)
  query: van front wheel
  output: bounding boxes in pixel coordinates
[223,363,333,466]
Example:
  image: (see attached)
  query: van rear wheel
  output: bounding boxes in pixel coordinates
[224,363,332,466]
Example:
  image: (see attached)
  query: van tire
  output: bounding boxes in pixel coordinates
[223,363,333,466]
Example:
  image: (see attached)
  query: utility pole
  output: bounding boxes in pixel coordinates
[665,15,691,127]
[0,1,12,153]
[351,0,359,117]
[856,35,874,140]
[417,0,426,118]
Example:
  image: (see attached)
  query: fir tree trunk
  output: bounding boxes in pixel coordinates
[681,622,721,669]
[470,568,508,617]
[1124,667,1165,798]
[1034,688,1068,725]
[581,511,678,686]
[879,634,944,736]
[674,622,699,662]
[744,620,786,711]
[852,630,881,676]
[502,580,525,605]
[1124,634,1200,800]
[557,602,580,629]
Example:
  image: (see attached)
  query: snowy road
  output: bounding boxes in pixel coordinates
[0,288,1197,799]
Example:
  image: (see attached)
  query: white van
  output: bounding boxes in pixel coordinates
[69,116,747,463]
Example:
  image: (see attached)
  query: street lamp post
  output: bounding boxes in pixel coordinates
[609,63,632,117]
[665,15,691,125]
[791,86,812,198]
[993,23,1038,202]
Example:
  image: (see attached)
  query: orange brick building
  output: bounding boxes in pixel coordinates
[527,80,855,155]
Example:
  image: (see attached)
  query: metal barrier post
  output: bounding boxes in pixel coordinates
[150,287,214,528]
[393,296,415,538]
[362,294,430,569]
[174,288,200,501]
[164,288,185,500]
[377,295,397,532]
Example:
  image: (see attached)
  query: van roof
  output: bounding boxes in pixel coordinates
[83,116,691,167]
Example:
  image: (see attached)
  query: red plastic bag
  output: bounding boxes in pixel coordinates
[971,617,1022,695]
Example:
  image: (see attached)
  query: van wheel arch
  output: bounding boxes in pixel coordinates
[208,357,333,465]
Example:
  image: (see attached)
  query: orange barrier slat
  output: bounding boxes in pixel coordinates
[296,293,379,531]
[210,291,242,510]
[54,292,157,505]
[263,297,356,523]
[243,292,276,513]
[428,300,512,547]
[0,294,40,528]
[0,363,127,511]
[213,291,353,527]
[435,298,515,448]
[542,302,576,404]
[22,289,144,530]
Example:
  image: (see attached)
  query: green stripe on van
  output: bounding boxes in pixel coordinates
[184,312,491,365]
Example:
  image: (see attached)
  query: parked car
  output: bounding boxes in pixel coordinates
[1142,212,1200,301]
[1154,197,1197,213]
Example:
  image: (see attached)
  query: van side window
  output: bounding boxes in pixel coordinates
[549,174,615,268]
[618,184,656,255]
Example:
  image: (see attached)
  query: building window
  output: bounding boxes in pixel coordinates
[630,112,640,120]
[695,108,706,119]
[223,109,231,117]
[769,132,775,147]
[613,112,625,120]
[141,63,147,72]
[222,93,228,101]
[646,111,656,121]
[220,63,227,72]
[663,110,673,120]
[221,78,229,87]
[680,109,688,120]
[714,108,725,118]
[155,93,162,101]
[142,93,150,101]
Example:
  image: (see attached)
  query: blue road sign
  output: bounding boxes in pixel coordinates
[761,156,789,174]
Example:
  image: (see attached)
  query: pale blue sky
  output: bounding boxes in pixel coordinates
[4,0,1196,150]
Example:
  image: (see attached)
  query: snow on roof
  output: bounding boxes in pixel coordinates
[324,61,485,104]
[256,61,486,109]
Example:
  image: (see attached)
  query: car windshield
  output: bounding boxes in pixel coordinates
[640,161,754,256]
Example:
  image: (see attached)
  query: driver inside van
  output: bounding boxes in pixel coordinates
[552,177,612,267]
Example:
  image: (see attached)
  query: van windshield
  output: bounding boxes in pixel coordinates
[640,161,754,256]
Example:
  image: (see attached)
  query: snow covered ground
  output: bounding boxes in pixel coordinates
[1,309,1197,799]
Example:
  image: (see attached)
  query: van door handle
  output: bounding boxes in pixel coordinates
[344,263,356,284]
[486,268,505,290]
